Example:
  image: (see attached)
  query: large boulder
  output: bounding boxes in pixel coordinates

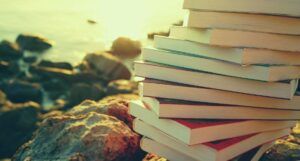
[12,112,140,161]
[0,80,43,103]
[0,40,23,61]
[68,94,139,128]
[110,37,141,59]
[107,79,138,96]
[16,34,53,52]
[82,52,131,81]
[0,102,40,158]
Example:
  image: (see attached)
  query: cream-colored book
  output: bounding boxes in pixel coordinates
[169,26,300,52]
[186,11,300,35]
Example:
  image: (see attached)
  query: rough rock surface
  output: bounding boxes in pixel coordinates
[83,52,131,81]
[107,79,138,96]
[110,37,141,59]
[16,34,53,52]
[0,80,43,103]
[0,101,40,158]
[68,94,139,128]
[12,112,140,161]
[0,40,23,61]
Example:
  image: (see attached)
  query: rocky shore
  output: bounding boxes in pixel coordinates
[0,34,299,161]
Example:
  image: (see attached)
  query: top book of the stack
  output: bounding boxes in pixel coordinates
[183,0,300,18]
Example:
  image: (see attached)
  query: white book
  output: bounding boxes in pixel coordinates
[143,97,300,120]
[154,36,300,65]
[186,11,300,35]
[142,47,300,82]
[135,61,298,99]
[136,119,290,161]
[129,100,296,145]
[251,142,274,161]
[169,26,300,52]
[141,79,300,110]
[183,0,300,17]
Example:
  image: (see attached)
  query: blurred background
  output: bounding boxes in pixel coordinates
[0,0,186,64]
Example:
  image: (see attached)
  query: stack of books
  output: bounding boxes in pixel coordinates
[130,0,300,160]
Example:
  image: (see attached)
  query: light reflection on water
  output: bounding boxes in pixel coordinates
[0,0,186,64]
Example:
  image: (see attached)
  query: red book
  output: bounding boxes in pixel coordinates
[130,100,296,145]
[137,119,289,161]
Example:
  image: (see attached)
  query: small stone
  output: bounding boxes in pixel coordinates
[107,79,138,96]
[83,52,131,81]
[38,60,73,70]
[0,101,40,158]
[22,56,37,64]
[29,65,74,81]
[12,112,140,161]
[0,80,43,103]
[16,34,53,52]
[68,83,105,106]
[0,40,23,61]
[260,138,300,161]
[143,154,168,161]
[110,37,141,59]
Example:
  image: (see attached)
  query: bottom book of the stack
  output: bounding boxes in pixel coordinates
[135,119,289,161]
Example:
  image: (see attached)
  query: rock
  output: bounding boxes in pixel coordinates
[68,83,105,106]
[68,94,139,128]
[38,60,73,70]
[260,138,300,161]
[0,101,40,158]
[29,65,74,81]
[12,112,140,161]
[143,154,167,161]
[107,79,139,96]
[16,34,53,52]
[147,31,170,40]
[0,80,43,103]
[0,90,6,106]
[22,56,37,64]
[0,40,23,61]
[110,37,141,59]
[83,52,131,81]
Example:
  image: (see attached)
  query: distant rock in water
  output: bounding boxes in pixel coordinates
[110,37,141,59]
[12,112,140,161]
[107,79,139,96]
[16,34,53,52]
[0,80,43,103]
[0,40,23,61]
[38,60,73,70]
[68,83,105,107]
[82,52,131,81]
[0,101,40,159]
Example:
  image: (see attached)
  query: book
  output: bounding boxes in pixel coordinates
[129,100,296,145]
[141,79,300,110]
[142,47,300,82]
[154,36,300,65]
[142,97,300,120]
[183,0,300,17]
[186,11,300,35]
[169,26,300,52]
[136,119,290,161]
[140,137,198,161]
[135,61,298,99]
